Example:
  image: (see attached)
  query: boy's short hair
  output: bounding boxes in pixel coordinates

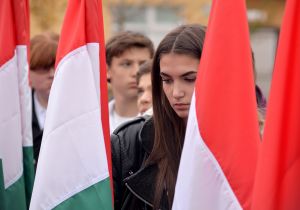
[105,31,154,66]
[30,32,59,71]
[136,59,153,84]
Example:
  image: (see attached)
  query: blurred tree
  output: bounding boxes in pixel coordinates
[247,0,285,28]
[30,0,67,36]
[31,0,112,39]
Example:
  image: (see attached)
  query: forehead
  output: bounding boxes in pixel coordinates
[160,53,199,76]
[114,47,151,61]
[138,73,151,85]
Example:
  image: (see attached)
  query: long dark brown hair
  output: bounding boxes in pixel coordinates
[147,24,206,209]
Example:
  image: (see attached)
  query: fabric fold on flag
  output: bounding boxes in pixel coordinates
[251,0,300,209]
[29,0,113,209]
[173,0,260,209]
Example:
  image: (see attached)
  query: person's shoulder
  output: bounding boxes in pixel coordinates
[110,115,152,173]
[112,115,151,138]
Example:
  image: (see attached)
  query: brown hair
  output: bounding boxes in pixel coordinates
[148,24,206,208]
[136,59,153,85]
[30,32,59,71]
[105,31,154,66]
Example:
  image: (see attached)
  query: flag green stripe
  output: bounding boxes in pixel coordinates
[4,174,27,210]
[54,178,113,210]
[23,146,35,207]
[0,159,5,210]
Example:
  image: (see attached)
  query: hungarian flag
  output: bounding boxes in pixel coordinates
[0,0,34,209]
[251,0,300,209]
[173,0,260,209]
[29,0,113,209]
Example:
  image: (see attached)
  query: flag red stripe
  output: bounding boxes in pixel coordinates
[0,0,29,71]
[55,0,101,67]
[0,0,16,66]
[196,0,260,209]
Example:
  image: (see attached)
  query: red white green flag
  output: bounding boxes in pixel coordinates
[0,0,34,209]
[29,0,113,209]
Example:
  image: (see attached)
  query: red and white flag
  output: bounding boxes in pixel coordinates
[251,0,300,209]
[173,0,260,209]
[0,0,34,209]
[30,0,113,209]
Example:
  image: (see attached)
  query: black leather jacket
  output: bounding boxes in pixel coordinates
[111,116,169,210]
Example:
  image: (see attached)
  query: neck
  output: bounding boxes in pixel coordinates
[113,95,138,117]
[35,92,48,109]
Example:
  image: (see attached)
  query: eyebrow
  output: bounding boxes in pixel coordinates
[181,71,197,77]
[160,71,197,77]
[120,59,132,62]
[160,72,170,77]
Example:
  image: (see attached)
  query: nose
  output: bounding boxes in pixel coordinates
[172,82,184,99]
[131,63,139,78]
[140,91,152,104]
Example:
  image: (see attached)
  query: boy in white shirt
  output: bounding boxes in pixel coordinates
[106,31,154,133]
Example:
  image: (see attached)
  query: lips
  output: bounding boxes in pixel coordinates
[129,82,137,88]
[173,103,190,110]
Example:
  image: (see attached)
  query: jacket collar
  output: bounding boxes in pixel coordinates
[138,116,154,154]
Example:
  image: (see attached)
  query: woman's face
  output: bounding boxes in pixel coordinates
[30,66,55,98]
[160,53,199,122]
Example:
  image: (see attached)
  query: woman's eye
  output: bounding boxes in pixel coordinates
[184,77,196,83]
[161,78,172,84]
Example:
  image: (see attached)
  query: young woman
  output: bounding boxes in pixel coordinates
[111,24,206,210]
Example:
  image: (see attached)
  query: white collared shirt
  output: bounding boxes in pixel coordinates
[109,99,137,134]
[33,92,47,130]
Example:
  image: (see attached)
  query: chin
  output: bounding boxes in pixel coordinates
[175,111,189,120]
[127,90,138,98]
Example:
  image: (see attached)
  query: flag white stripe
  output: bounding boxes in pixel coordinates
[16,46,33,147]
[173,94,242,210]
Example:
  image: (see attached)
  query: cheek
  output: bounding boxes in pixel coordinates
[186,84,195,100]
[162,84,171,98]
[31,75,52,89]
[147,90,153,102]
[30,74,42,88]
[137,98,141,106]
[109,68,123,80]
